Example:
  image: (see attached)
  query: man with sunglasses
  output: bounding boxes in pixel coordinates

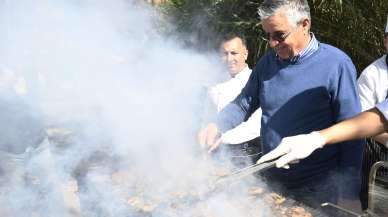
[199,0,363,211]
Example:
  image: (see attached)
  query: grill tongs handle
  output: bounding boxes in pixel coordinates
[214,156,280,186]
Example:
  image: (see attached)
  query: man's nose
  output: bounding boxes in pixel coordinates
[226,54,234,62]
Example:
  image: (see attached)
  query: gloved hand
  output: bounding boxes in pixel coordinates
[256,131,327,168]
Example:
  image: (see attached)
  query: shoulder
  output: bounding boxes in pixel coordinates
[210,76,235,91]
[358,56,387,86]
[210,78,227,89]
[252,51,277,73]
[360,56,386,76]
[318,43,353,63]
[257,51,277,64]
[318,43,357,78]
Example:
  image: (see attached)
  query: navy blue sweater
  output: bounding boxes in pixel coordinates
[217,43,364,199]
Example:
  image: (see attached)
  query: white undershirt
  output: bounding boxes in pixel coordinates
[209,66,252,112]
[358,55,388,111]
[209,66,262,144]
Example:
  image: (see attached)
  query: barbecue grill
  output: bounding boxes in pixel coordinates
[321,161,388,217]
[11,130,380,217]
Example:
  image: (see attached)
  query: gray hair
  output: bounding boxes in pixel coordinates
[258,0,311,28]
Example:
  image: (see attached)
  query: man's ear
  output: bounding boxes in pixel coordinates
[384,36,388,52]
[301,18,310,33]
[244,48,249,61]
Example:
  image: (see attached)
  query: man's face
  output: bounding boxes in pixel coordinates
[261,11,309,60]
[220,37,248,77]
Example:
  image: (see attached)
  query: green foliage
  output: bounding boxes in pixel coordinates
[163,0,388,73]
[311,0,388,73]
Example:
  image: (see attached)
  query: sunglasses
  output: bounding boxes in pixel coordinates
[261,31,292,42]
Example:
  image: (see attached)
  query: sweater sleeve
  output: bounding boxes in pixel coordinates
[330,57,364,199]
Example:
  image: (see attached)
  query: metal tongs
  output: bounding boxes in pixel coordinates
[213,156,280,187]
[187,156,282,203]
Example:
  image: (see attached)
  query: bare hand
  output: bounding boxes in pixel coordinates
[207,138,222,153]
[198,123,220,152]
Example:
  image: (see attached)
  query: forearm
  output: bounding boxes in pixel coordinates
[320,108,387,145]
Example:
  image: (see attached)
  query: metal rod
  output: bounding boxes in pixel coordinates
[214,160,276,186]
[368,161,388,215]
[321,202,362,217]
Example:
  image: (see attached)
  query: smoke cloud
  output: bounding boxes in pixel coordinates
[0,1,276,217]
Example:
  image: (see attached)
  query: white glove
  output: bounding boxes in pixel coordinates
[256,131,326,168]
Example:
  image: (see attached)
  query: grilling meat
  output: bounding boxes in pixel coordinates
[111,162,315,217]
[282,206,313,217]
[127,196,158,213]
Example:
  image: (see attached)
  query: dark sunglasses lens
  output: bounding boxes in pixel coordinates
[272,32,284,41]
[261,32,286,42]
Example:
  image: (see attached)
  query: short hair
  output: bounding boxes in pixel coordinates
[220,32,247,48]
[257,0,311,28]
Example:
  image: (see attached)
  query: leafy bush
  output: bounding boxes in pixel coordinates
[163,0,388,73]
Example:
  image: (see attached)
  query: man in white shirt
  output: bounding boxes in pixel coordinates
[209,33,251,112]
[205,33,262,163]
[358,17,388,146]
[357,16,388,210]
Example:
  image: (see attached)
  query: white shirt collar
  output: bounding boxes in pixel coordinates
[232,65,251,80]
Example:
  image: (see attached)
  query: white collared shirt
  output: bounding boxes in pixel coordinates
[209,66,252,112]
[209,66,262,144]
[358,55,388,111]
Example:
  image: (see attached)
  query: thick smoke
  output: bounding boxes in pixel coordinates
[0,1,274,217]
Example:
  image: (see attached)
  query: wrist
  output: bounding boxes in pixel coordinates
[310,131,327,148]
